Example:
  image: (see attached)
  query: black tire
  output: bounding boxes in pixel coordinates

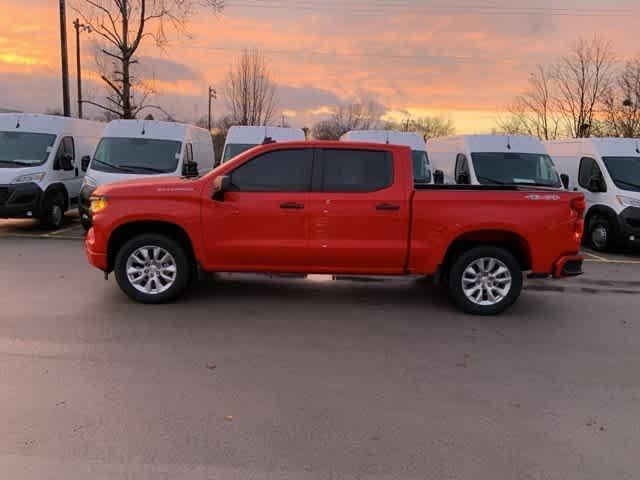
[114,233,192,304]
[40,192,66,230]
[588,216,615,252]
[447,246,523,316]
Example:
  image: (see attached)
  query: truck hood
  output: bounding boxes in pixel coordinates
[95,175,204,199]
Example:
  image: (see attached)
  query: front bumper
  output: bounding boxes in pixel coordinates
[552,254,584,278]
[617,207,640,244]
[85,227,108,271]
[0,183,43,218]
[79,184,96,225]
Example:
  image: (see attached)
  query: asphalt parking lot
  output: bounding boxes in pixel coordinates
[1,218,640,479]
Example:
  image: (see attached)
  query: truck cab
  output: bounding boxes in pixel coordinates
[220,126,305,164]
[0,113,104,229]
[545,138,640,251]
[340,130,432,184]
[80,120,215,229]
[428,135,562,188]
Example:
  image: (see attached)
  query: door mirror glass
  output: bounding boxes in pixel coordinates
[433,169,444,185]
[182,161,199,178]
[212,175,231,201]
[81,155,91,172]
[560,173,569,189]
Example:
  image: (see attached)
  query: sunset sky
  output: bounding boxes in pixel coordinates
[1,0,639,133]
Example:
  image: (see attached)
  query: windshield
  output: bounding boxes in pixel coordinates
[602,156,640,192]
[91,137,182,174]
[222,143,256,163]
[0,131,56,167]
[412,150,431,184]
[471,152,561,187]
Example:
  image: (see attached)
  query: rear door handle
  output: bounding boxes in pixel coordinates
[280,202,305,210]
[376,203,400,211]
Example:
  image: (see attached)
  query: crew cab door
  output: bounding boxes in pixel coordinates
[201,148,314,271]
[306,148,411,274]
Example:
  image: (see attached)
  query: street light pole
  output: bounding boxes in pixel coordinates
[58,0,71,117]
[73,19,91,119]
[208,86,217,131]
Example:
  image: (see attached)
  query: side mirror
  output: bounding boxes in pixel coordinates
[211,175,231,201]
[81,155,91,172]
[433,169,444,185]
[588,175,606,193]
[58,153,74,171]
[182,161,199,178]
[456,172,470,185]
[560,173,569,189]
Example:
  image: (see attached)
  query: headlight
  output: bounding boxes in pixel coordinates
[82,175,97,188]
[90,195,108,213]
[617,195,640,209]
[11,172,46,184]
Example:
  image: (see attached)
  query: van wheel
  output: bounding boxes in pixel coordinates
[114,234,192,304]
[588,217,614,252]
[447,246,523,315]
[40,192,65,230]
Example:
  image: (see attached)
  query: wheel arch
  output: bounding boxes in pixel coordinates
[42,183,69,211]
[584,204,619,231]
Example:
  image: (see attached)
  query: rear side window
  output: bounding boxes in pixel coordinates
[230,149,313,192]
[579,157,602,188]
[322,149,392,192]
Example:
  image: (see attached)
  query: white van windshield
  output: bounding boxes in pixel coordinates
[91,137,182,174]
[0,131,56,167]
[223,143,256,163]
[412,150,431,184]
[471,152,561,187]
[602,157,640,192]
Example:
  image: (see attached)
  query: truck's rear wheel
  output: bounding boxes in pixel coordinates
[447,246,522,315]
[114,234,192,304]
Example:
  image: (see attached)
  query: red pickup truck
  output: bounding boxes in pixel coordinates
[85,141,585,315]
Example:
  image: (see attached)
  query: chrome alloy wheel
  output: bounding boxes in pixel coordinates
[125,246,178,295]
[461,257,512,306]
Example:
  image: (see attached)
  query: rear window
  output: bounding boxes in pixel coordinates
[322,149,393,192]
[412,150,431,184]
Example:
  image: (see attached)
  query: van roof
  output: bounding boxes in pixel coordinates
[0,113,103,134]
[429,134,546,154]
[340,130,426,150]
[225,126,305,143]
[102,119,208,141]
[545,137,640,158]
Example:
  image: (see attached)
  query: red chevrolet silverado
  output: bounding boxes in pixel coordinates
[85,141,585,315]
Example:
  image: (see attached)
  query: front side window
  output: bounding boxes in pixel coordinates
[412,150,431,184]
[579,157,603,189]
[322,149,393,192]
[602,156,640,192]
[230,149,313,192]
[91,137,182,174]
[56,136,75,163]
[223,143,257,163]
[471,152,561,187]
[0,131,56,167]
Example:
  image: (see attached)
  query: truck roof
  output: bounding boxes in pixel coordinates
[225,126,305,143]
[0,113,104,135]
[545,137,640,158]
[340,130,426,151]
[102,119,208,142]
[428,134,547,155]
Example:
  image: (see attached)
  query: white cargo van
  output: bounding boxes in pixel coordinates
[545,138,640,251]
[340,130,432,184]
[0,113,104,229]
[80,119,214,229]
[428,135,562,188]
[221,126,305,164]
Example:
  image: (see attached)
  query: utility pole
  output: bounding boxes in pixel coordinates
[58,0,71,117]
[73,19,91,119]
[208,86,217,131]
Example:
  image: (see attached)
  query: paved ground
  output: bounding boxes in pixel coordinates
[0,232,639,479]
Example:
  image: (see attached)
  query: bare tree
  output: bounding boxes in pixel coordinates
[554,36,615,138]
[224,49,278,126]
[386,116,455,139]
[603,57,640,137]
[75,0,223,119]
[311,98,385,140]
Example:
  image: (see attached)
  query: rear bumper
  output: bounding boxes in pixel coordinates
[0,183,43,218]
[85,227,108,271]
[552,254,584,278]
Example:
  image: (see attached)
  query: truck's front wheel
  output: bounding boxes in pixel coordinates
[114,234,192,304]
[447,246,523,315]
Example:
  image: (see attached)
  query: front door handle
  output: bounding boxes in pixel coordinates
[280,202,304,210]
[376,203,400,211]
